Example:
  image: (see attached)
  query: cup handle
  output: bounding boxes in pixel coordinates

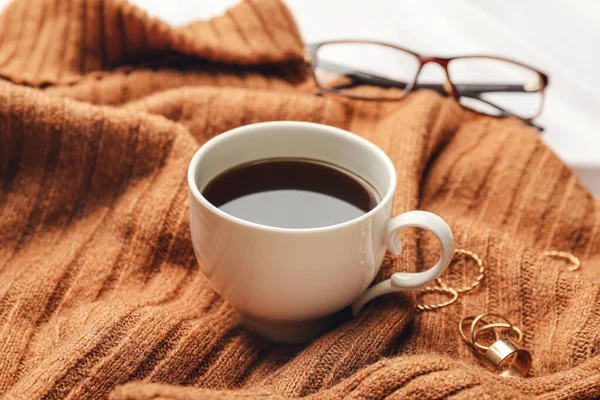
[350,211,454,316]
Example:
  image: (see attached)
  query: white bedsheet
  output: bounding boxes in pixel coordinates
[2,0,598,196]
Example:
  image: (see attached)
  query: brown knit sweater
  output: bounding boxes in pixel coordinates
[0,0,599,398]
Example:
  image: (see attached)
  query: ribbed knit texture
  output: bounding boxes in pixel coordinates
[0,0,599,398]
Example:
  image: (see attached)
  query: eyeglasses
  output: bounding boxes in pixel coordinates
[304,40,549,131]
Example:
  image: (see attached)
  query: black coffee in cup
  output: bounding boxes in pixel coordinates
[202,158,380,229]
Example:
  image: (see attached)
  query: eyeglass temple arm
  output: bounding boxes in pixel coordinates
[459,93,544,131]
[316,60,536,95]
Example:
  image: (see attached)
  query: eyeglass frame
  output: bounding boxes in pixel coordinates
[304,40,550,130]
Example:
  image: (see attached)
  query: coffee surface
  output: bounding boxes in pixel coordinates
[202,159,380,229]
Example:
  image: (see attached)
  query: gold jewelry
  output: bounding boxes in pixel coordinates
[416,286,458,311]
[459,313,531,377]
[469,313,516,351]
[416,248,484,311]
[543,250,580,271]
[483,338,532,378]
[436,249,485,294]
[459,315,499,344]
[473,322,523,351]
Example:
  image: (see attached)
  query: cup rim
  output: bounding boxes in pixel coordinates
[187,121,397,234]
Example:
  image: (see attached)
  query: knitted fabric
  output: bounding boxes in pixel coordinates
[0,0,599,398]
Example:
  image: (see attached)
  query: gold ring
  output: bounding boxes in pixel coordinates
[543,250,580,272]
[470,313,514,351]
[459,315,499,345]
[484,338,532,377]
[473,322,523,351]
[416,286,458,311]
[436,249,484,294]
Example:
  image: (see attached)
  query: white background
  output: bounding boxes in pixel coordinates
[2,0,599,196]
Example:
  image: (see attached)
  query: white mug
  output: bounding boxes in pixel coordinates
[188,121,454,343]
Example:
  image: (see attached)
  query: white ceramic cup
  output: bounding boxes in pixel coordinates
[188,121,454,343]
